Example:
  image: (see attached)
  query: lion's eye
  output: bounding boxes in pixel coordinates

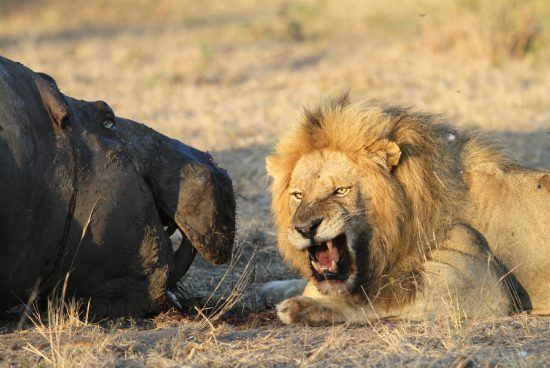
[334,187,351,197]
[291,191,303,200]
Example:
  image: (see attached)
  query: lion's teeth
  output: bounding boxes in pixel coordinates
[311,260,322,272]
[326,240,334,250]
[331,260,338,272]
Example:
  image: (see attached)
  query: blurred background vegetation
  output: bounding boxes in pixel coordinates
[1,0,548,61]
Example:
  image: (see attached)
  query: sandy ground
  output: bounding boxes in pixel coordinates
[0,0,549,366]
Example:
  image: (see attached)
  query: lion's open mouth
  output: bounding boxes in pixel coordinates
[308,234,350,281]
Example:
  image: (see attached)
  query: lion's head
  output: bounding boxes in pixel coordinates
[267,95,463,298]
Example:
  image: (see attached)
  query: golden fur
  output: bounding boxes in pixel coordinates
[266,95,550,324]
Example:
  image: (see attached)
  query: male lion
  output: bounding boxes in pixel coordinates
[265,95,550,325]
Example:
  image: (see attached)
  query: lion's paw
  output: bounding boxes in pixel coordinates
[276,296,328,325]
[277,297,309,325]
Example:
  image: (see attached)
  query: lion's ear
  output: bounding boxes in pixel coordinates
[367,139,401,170]
[384,140,401,169]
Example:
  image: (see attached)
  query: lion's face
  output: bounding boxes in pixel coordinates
[288,150,368,294]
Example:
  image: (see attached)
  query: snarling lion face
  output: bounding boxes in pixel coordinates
[287,150,365,293]
[271,141,405,296]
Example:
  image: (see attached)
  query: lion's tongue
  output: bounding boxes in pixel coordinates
[315,240,339,272]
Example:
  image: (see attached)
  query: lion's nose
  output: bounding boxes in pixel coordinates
[294,218,323,239]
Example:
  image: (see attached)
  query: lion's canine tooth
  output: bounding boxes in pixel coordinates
[331,260,338,272]
[327,239,340,262]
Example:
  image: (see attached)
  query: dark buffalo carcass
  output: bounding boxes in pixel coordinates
[0,56,235,317]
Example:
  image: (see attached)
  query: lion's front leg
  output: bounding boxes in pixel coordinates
[277,296,347,325]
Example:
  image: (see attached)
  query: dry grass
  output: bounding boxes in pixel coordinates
[0,0,549,366]
[3,305,550,367]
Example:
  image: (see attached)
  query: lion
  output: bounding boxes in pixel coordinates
[265,94,550,325]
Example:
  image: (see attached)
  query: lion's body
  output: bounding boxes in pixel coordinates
[466,165,550,314]
[266,97,549,325]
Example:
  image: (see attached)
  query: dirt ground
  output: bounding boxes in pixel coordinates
[1,0,549,366]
